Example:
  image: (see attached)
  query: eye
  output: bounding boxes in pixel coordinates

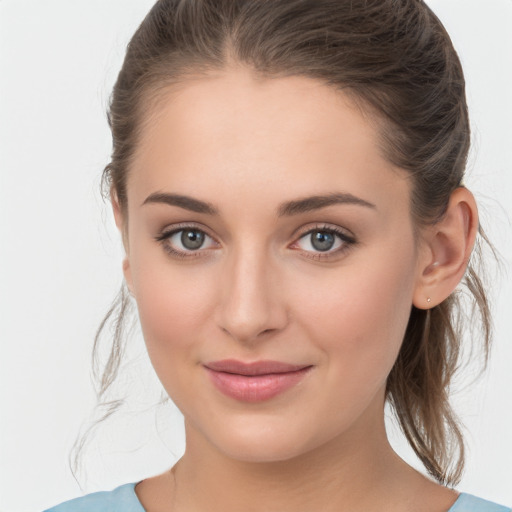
[300,231,340,252]
[291,225,356,258]
[156,225,218,258]
[176,229,208,250]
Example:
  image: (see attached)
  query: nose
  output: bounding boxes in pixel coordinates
[215,245,288,344]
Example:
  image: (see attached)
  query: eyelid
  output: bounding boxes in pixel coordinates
[154,222,356,261]
[289,223,357,260]
[293,223,356,242]
[155,222,220,258]
[156,221,217,240]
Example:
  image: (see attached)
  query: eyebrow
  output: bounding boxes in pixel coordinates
[142,191,376,216]
[277,193,376,216]
[142,192,219,215]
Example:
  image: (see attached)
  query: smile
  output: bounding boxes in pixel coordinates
[204,360,313,403]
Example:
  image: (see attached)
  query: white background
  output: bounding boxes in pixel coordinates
[1,1,511,511]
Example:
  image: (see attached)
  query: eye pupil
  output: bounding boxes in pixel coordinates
[181,230,205,250]
[311,231,335,251]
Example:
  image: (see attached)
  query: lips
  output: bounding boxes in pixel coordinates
[204,359,312,402]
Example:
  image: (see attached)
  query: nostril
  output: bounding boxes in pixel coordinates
[218,321,283,344]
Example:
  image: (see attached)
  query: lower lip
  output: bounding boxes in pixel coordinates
[205,367,312,403]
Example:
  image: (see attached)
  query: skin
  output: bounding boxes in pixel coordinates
[113,66,478,512]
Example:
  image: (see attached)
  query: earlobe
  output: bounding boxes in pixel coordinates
[413,187,479,310]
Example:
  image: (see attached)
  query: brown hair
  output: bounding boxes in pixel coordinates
[73,0,492,487]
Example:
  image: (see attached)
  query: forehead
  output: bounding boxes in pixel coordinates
[128,67,410,216]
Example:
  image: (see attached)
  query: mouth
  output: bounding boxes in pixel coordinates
[203,359,313,403]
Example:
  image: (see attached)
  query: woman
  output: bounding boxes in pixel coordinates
[36,0,510,511]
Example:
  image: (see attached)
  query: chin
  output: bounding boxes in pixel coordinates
[219,439,308,464]
[206,418,322,464]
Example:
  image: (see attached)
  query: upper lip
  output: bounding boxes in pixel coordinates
[204,359,311,376]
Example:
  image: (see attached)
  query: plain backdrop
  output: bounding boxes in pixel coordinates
[1,1,511,511]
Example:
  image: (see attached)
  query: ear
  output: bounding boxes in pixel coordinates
[111,189,126,240]
[413,187,479,310]
[111,189,134,295]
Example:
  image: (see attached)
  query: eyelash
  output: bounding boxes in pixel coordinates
[155,223,217,260]
[291,224,356,261]
[154,223,357,261]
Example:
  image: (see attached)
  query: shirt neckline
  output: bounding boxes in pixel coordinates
[128,482,467,512]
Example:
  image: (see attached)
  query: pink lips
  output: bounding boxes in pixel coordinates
[204,360,312,403]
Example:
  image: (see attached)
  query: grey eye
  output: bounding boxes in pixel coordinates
[180,230,205,250]
[158,226,218,258]
[295,229,345,254]
[310,231,335,252]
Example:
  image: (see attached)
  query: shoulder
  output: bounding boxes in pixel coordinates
[449,493,511,512]
[42,482,145,512]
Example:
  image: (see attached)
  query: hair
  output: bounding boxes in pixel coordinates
[72,0,493,487]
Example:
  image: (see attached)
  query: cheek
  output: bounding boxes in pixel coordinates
[130,247,217,365]
[293,247,417,388]
[132,264,220,409]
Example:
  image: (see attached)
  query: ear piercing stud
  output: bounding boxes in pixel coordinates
[427,297,432,303]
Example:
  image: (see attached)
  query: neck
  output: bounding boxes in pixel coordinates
[170,402,421,512]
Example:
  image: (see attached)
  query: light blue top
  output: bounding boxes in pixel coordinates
[42,482,511,512]
[42,483,145,512]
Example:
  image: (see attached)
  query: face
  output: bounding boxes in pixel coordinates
[119,68,426,463]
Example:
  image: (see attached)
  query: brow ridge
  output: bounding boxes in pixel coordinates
[277,193,376,216]
[142,191,375,216]
[142,192,218,215]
